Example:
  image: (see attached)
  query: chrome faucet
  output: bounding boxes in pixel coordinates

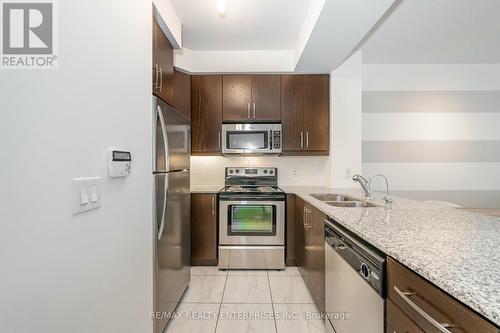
[369,174,393,206]
[352,174,371,199]
[352,174,393,206]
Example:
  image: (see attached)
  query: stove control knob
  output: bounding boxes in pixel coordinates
[269,170,274,174]
[235,169,240,173]
[229,169,234,174]
[263,170,268,174]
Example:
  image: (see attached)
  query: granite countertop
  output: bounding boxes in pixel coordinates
[281,186,500,327]
[190,185,223,193]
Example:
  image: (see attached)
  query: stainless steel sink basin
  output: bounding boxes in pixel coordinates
[311,193,353,202]
[325,201,377,208]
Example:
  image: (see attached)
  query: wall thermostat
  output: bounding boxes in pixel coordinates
[108,150,132,178]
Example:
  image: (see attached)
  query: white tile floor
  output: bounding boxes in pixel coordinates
[165,266,327,333]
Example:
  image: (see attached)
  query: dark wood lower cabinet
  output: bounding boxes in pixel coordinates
[190,193,218,266]
[285,194,297,266]
[387,299,424,333]
[294,196,325,313]
[387,257,498,333]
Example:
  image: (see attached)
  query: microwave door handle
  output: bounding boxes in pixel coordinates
[269,130,273,150]
[157,105,170,171]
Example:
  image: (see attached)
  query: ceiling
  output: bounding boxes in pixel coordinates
[171,0,312,50]
[362,0,500,63]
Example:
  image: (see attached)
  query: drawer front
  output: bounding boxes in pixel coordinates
[387,257,498,333]
[387,300,424,333]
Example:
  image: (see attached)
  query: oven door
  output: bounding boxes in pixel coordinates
[219,199,285,245]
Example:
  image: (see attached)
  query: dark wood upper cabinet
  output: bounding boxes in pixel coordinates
[152,17,174,106]
[222,75,252,121]
[191,75,222,155]
[173,69,191,120]
[251,75,281,121]
[223,74,281,121]
[280,74,329,155]
[303,75,329,152]
[191,193,218,266]
[281,75,304,151]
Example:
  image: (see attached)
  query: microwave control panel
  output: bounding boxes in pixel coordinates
[273,131,281,149]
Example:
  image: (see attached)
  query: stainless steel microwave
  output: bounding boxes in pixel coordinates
[222,123,282,155]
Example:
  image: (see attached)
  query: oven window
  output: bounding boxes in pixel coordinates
[228,205,276,236]
[227,131,268,150]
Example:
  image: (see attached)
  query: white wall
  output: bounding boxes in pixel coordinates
[326,50,363,188]
[0,1,153,332]
[154,0,182,48]
[362,63,500,208]
[190,156,329,187]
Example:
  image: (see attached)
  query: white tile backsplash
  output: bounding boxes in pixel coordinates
[190,156,329,187]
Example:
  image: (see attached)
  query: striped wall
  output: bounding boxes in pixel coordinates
[362,64,500,208]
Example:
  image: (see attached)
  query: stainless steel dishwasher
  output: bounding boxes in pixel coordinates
[325,219,386,333]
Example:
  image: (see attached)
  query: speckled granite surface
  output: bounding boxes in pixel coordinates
[282,186,500,327]
[190,185,223,193]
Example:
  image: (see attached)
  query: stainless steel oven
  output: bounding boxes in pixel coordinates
[221,123,282,155]
[218,167,285,269]
[219,199,284,245]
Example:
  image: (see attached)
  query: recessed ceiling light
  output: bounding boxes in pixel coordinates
[217,0,227,17]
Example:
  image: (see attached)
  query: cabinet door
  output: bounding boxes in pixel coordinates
[295,197,307,284]
[303,75,329,152]
[191,75,223,154]
[308,205,325,312]
[285,194,296,266]
[387,300,424,333]
[155,20,174,105]
[251,75,280,121]
[191,193,218,265]
[281,75,304,152]
[152,18,159,95]
[223,75,252,121]
[173,69,191,120]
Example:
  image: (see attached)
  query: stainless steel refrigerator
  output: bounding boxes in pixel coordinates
[153,96,190,333]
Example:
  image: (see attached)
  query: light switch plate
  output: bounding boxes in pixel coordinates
[73,177,102,215]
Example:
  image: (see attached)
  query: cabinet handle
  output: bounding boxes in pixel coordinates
[154,64,159,89]
[393,286,460,333]
[218,131,221,149]
[247,102,251,119]
[158,67,163,92]
[211,196,215,216]
[300,131,304,149]
[253,102,256,118]
[303,208,307,229]
[306,131,309,149]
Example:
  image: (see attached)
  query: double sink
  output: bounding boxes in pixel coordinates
[310,193,377,208]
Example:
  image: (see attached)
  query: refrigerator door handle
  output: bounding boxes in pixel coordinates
[157,104,170,171]
[157,175,168,240]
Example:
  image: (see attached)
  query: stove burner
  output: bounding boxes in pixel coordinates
[223,186,283,194]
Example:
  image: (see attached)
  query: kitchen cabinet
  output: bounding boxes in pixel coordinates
[295,196,325,312]
[173,68,191,120]
[387,300,424,333]
[281,75,329,155]
[191,193,218,266]
[153,17,174,106]
[286,194,296,266]
[191,75,223,155]
[222,75,280,121]
[387,257,498,333]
